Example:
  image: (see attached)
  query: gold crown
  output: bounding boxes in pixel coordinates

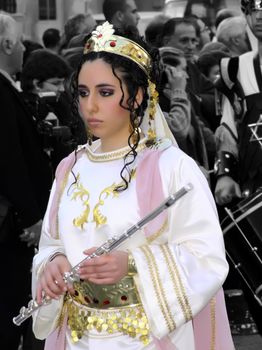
[83,22,152,76]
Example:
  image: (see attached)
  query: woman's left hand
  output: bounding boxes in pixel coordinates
[78,247,128,285]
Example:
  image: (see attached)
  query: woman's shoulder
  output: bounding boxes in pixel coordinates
[142,138,196,170]
[157,141,200,174]
[157,140,191,163]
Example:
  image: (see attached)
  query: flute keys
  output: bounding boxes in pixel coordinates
[20,306,27,315]
[28,299,38,311]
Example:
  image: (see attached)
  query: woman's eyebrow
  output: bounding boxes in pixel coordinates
[78,83,115,88]
[96,83,115,88]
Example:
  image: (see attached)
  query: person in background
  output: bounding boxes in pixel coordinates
[158,47,191,145]
[59,13,96,53]
[42,28,61,54]
[196,17,212,49]
[199,41,230,56]
[20,49,86,171]
[197,49,231,129]
[22,39,43,66]
[184,0,226,28]
[197,50,230,83]
[145,14,170,48]
[216,16,251,57]
[160,17,217,132]
[159,46,216,179]
[0,12,52,350]
[161,17,199,63]
[62,33,87,70]
[31,21,234,350]
[103,0,140,33]
[214,0,262,334]
[214,8,258,51]
[214,8,241,29]
[186,14,212,53]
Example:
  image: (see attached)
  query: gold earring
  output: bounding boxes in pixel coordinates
[130,110,140,144]
[86,127,93,146]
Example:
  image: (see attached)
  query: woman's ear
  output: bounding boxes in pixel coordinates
[134,87,144,109]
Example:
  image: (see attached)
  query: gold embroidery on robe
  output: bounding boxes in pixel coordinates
[146,220,168,243]
[71,174,91,229]
[161,245,192,322]
[93,183,120,227]
[140,246,176,332]
[71,169,136,229]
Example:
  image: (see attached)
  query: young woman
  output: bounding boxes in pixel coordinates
[31,22,234,350]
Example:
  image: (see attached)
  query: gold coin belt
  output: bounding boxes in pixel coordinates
[66,297,150,345]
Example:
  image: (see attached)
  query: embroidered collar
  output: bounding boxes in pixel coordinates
[85,138,148,162]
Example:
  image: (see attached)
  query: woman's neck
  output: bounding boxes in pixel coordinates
[98,140,129,153]
[97,132,145,153]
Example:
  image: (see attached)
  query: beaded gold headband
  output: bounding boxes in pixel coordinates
[83,22,152,76]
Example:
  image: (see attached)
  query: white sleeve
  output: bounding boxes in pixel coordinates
[32,180,66,288]
[31,180,66,340]
[132,149,228,339]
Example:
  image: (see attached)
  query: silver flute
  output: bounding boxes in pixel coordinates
[13,183,192,326]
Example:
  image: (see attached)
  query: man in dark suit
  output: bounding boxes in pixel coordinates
[0,13,52,349]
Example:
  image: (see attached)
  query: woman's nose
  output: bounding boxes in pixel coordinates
[86,93,98,113]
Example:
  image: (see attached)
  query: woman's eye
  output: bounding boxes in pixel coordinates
[78,89,89,97]
[100,89,113,97]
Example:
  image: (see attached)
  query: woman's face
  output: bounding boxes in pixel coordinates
[78,58,131,144]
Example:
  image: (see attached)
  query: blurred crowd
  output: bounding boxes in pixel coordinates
[0,0,262,349]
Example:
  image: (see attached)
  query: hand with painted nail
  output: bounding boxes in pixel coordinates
[36,254,74,304]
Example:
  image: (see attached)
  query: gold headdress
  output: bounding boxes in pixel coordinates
[83,22,176,145]
[83,22,152,76]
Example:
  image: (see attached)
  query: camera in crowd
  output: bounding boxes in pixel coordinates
[34,91,72,142]
[22,89,77,169]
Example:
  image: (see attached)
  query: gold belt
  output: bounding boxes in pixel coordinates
[64,277,150,345]
[72,275,140,308]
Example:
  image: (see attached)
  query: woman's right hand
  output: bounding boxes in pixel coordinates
[36,254,73,304]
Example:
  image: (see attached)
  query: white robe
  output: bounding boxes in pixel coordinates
[32,142,229,350]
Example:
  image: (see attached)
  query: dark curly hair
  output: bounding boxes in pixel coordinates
[68,30,160,192]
